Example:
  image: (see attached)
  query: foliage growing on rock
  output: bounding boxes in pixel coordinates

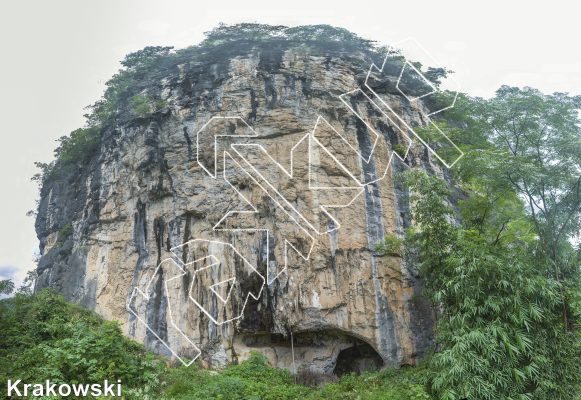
[374,233,405,256]
[31,125,100,186]
[129,93,167,118]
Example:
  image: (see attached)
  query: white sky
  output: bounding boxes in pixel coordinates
[1,0,580,288]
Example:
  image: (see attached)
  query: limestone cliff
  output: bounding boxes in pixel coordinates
[35,40,457,374]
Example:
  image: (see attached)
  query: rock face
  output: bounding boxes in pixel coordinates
[35,40,454,374]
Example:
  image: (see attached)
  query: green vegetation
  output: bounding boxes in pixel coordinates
[129,94,167,118]
[0,288,433,399]
[0,279,14,295]
[55,223,73,247]
[31,125,101,186]
[58,223,72,238]
[83,45,175,128]
[372,85,581,399]
[197,23,376,48]
[158,354,432,400]
[0,289,158,397]
[393,143,408,159]
[374,233,405,256]
[396,170,581,399]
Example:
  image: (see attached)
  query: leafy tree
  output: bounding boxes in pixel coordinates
[84,46,174,127]
[30,125,100,186]
[0,270,36,298]
[447,86,581,331]
[387,85,581,398]
[0,279,14,296]
[283,24,375,46]
[423,67,452,87]
[198,23,377,48]
[120,45,174,70]
[200,22,287,46]
[397,170,581,399]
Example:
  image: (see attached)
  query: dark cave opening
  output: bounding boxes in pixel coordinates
[333,342,384,377]
[235,331,386,377]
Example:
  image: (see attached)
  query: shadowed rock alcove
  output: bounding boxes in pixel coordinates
[333,341,385,376]
[233,330,385,375]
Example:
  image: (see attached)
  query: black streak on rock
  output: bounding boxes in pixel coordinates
[351,94,399,364]
[145,265,170,357]
[128,198,149,329]
[183,126,193,159]
[263,76,278,109]
[248,89,259,122]
[153,216,165,266]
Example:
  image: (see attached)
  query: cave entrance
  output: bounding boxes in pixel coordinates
[333,341,384,377]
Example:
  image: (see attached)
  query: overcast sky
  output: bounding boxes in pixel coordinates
[1,0,579,288]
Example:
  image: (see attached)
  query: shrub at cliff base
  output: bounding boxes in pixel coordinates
[0,289,159,394]
[0,289,432,399]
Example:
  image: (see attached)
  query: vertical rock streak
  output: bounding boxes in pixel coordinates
[350,96,400,364]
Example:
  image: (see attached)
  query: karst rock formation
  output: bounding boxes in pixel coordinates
[35,39,460,374]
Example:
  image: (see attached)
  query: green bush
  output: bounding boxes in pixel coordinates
[313,366,431,399]
[129,94,167,118]
[0,289,159,395]
[55,223,73,246]
[374,233,405,256]
[31,125,100,185]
